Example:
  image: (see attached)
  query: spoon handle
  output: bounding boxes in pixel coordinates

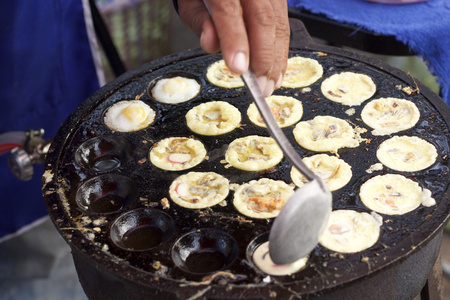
[241,70,316,182]
[200,0,315,181]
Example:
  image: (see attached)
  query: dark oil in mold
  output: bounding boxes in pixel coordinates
[122,225,163,250]
[185,250,226,273]
[90,194,124,213]
[93,156,121,172]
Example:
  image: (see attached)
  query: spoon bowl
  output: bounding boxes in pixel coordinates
[269,179,332,264]
[241,70,332,265]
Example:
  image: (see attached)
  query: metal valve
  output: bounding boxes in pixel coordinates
[7,129,52,181]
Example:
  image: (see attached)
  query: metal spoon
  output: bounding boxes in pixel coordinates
[199,0,331,264]
[241,70,332,265]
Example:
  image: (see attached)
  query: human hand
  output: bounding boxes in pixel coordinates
[176,0,290,97]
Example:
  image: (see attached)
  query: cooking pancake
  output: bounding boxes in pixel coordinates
[293,115,366,154]
[103,100,155,132]
[281,56,323,88]
[169,172,229,209]
[321,72,376,106]
[361,97,420,136]
[149,137,207,171]
[359,174,436,215]
[247,95,303,128]
[151,76,201,104]
[225,135,283,171]
[206,59,244,88]
[319,210,382,253]
[185,101,241,135]
[232,178,294,219]
[252,241,308,276]
[376,136,437,172]
[290,154,352,191]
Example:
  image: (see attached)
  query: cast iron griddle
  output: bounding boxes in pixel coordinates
[42,21,450,299]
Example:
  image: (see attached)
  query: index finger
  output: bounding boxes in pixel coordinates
[204,0,250,74]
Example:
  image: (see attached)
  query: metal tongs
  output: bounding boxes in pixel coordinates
[241,70,332,265]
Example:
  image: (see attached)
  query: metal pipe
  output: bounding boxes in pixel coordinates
[0,131,26,155]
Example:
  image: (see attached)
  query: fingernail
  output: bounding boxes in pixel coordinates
[275,74,283,89]
[257,76,268,93]
[232,52,249,74]
[200,30,208,52]
[264,79,275,97]
[200,30,206,45]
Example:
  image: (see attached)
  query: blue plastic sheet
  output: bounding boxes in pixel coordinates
[288,0,450,105]
[0,1,100,240]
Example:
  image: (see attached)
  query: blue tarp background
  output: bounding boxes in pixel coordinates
[288,0,450,105]
[0,1,99,240]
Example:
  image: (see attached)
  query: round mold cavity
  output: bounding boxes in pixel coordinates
[75,174,137,215]
[171,228,238,274]
[246,233,310,278]
[109,208,175,251]
[101,100,157,133]
[246,232,270,265]
[74,136,132,172]
[147,72,202,104]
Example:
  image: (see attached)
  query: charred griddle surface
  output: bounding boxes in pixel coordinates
[43,47,450,298]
